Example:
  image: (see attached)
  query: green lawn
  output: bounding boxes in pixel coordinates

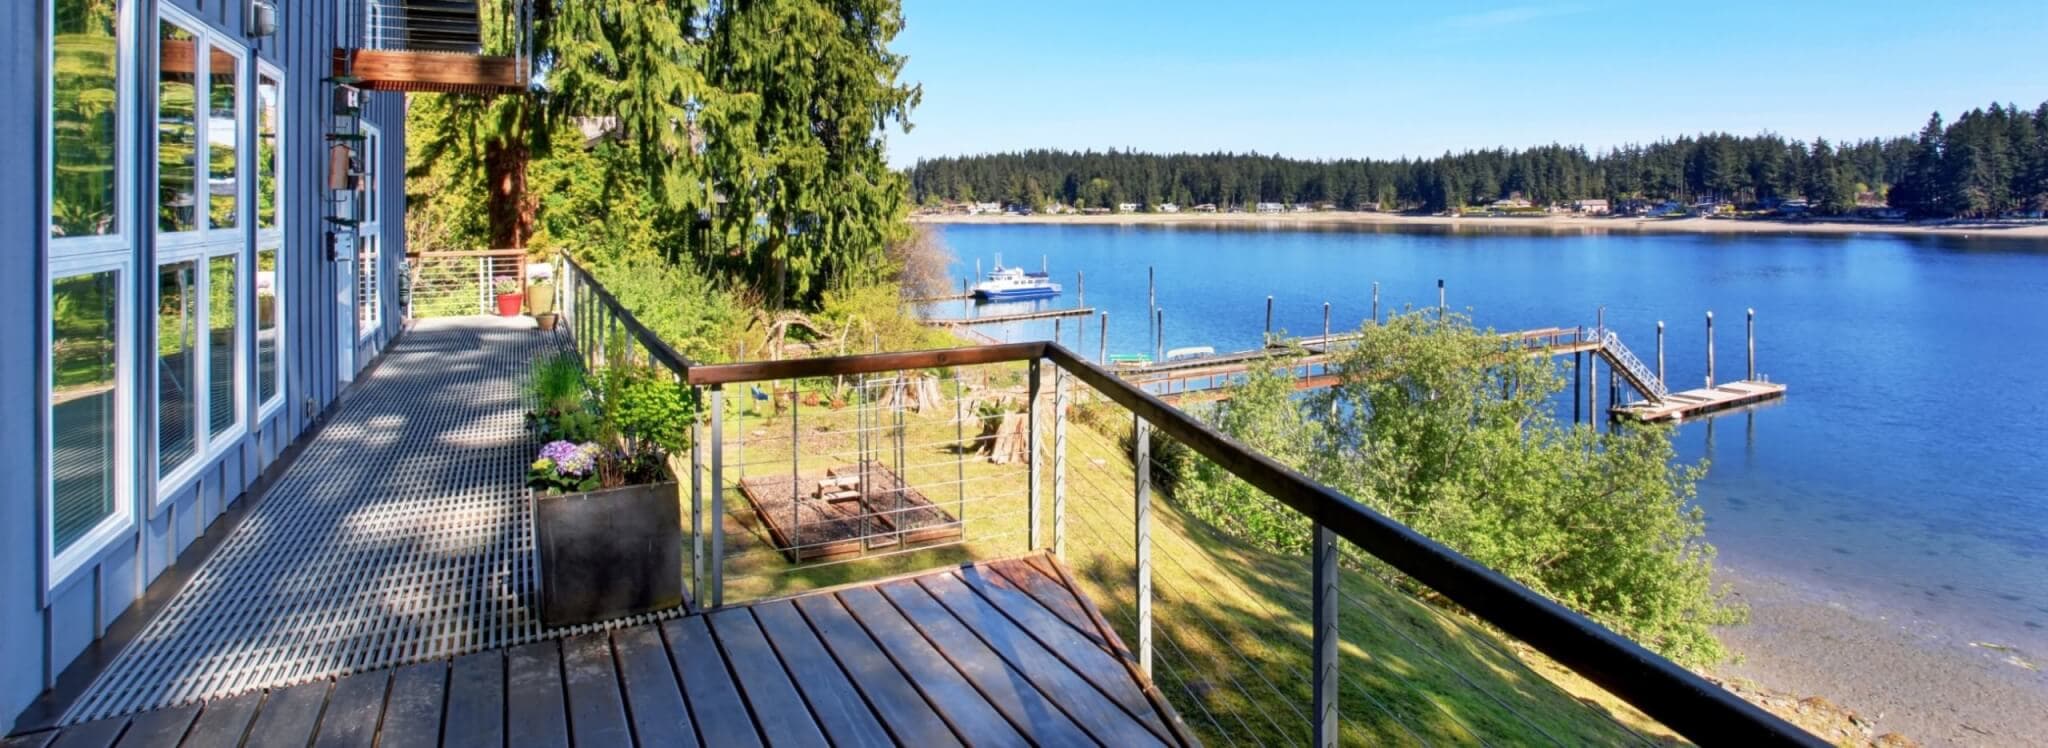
[689,363,1677,745]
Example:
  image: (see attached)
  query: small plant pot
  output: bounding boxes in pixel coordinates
[534,312,559,331]
[533,479,684,627]
[495,292,525,316]
[528,284,557,315]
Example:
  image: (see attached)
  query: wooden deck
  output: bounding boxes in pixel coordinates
[1614,380,1788,422]
[5,554,1191,748]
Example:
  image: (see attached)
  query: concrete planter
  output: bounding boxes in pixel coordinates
[533,479,683,627]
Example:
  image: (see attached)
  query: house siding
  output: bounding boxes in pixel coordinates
[4,0,408,730]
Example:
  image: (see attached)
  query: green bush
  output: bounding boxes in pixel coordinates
[1164,312,1744,667]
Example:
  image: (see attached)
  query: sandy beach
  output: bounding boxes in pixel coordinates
[915,210,2048,240]
[1715,565,2048,746]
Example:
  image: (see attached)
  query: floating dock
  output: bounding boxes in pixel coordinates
[1614,380,1787,422]
[925,306,1096,326]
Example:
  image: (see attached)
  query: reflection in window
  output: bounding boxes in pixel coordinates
[257,249,279,404]
[257,75,279,229]
[158,21,198,233]
[208,47,240,229]
[208,256,238,434]
[52,0,122,238]
[157,261,198,472]
[52,271,120,552]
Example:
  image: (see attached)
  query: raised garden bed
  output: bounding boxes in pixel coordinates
[737,461,962,562]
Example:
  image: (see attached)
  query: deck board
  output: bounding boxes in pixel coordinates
[790,595,967,747]
[611,626,698,748]
[8,554,1188,748]
[376,663,447,748]
[505,642,569,748]
[174,692,260,748]
[440,653,503,748]
[560,634,633,748]
[872,581,1099,746]
[943,569,1175,741]
[239,681,328,747]
[112,704,198,747]
[314,670,389,748]
[706,609,829,748]
[750,601,895,748]
[663,617,763,747]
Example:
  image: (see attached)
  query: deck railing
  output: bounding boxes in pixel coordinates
[403,249,527,318]
[555,255,1824,747]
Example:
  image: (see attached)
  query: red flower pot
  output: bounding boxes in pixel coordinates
[495,292,525,316]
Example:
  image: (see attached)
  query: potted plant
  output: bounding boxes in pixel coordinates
[528,279,557,330]
[526,354,699,626]
[493,275,524,317]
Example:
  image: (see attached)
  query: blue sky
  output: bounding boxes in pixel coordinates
[886,1,2048,167]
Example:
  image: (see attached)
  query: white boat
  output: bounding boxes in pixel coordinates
[1165,346,1214,361]
[971,261,1062,301]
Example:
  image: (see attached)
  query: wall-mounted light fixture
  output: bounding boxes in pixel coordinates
[250,0,279,38]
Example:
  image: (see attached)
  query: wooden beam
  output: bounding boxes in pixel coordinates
[334,48,526,94]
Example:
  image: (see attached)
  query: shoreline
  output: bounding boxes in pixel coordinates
[913,210,2048,240]
[1714,562,2048,746]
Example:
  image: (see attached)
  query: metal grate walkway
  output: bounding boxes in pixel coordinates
[65,316,678,724]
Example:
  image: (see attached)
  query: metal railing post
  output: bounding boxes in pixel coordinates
[1026,358,1043,550]
[690,392,704,607]
[1133,413,1153,679]
[709,386,726,609]
[1051,368,1068,560]
[1313,523,1339,746]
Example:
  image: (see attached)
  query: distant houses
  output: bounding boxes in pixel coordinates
[1191,203,1218,213]
[1573,199,1609,215]
[1157,202,1180,213]
[1116,202,1140,213]
[1255,202,1285,214]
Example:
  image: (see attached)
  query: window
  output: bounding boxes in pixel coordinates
[255,67,283,413]
[156,260,197,473]
[46,0,135,581]
[154,7,248,493]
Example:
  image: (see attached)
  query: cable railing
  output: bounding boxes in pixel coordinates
[403,249,526,319]
[553,254,1825,747]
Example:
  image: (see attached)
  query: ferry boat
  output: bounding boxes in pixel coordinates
[971,263,1062,302]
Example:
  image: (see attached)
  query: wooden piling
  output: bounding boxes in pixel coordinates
[1099,312,1109,365]
[1437,279,1446,313]
[1656,321,1666,385]
[1747,308,1756,380]
[1077,270,1085,306]
[1155,308,1164,364]
[1322,302,1332,375]
[1265,296,1274,343]
[1054,318,1062,347]
[1706,311,1716,388]
[1574,350,1583,424]
[1372,282,1380,323]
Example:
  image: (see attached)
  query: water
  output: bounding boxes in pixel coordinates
[934,222,2048,653]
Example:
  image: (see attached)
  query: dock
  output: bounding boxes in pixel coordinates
[925,306,1096,326]
[1614,380,1787,422]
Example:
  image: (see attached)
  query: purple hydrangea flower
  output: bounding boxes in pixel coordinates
[539,440,598,476]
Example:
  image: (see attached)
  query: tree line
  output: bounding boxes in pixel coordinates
[906,101,2048,218]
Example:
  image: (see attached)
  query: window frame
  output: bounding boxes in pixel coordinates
[255,61,285,420]
[44,0,139,591]
[152,5,250,500]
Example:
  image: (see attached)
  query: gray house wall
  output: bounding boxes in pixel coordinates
[5,0,406,729]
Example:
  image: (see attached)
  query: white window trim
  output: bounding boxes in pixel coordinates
[256,61,286,420]
[44,0,139,592]
[153,7,251,502]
